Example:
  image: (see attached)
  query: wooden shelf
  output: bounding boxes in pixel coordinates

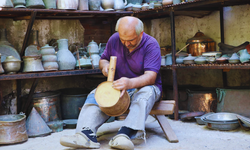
[0,69,102,80]
[0,0,249,20]
[134,0,250,19]
[161,63,250,70]
[0,8,133,20]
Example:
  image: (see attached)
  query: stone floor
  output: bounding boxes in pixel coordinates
[1,116,250,150]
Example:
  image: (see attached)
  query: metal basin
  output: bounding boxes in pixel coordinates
[195,112,214,125]
[60,88,89,119]
[201,117,239,130]
[33,91,61,122]
[205,112,238,122]
[0,114,28,144]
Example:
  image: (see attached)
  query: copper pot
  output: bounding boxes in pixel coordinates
[0,114,28,144]
[186,31,216,56]
[187,89,217,113]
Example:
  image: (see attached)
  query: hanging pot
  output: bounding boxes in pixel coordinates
[186,31,216,56]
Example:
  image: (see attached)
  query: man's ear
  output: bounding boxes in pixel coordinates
[139,31,143,38]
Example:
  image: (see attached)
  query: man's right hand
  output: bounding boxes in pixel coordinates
[102,64,109,77]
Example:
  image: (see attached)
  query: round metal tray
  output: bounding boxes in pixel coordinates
[204,112,238,122]
[201,117,239,131]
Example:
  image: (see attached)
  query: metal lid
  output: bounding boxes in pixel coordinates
[187,30,215,43]
[41,44,54,50]
[183,54,196,60]
[3,56,21,62]
[88,40,97,46]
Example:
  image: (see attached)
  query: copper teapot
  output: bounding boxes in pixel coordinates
[186,31,216,56]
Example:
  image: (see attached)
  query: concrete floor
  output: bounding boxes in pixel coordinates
[1,116,250,150]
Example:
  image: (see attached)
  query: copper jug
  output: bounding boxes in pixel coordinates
[186,31,216,56]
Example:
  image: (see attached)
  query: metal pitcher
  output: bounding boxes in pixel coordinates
[87,40,99,54]
[114,0,127,11]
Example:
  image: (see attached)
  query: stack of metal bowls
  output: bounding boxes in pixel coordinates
[201,112,240,130]
[236,115,250,128]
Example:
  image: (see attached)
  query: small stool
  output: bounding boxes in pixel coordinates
[124,100,178,143]
[149,100,178,143]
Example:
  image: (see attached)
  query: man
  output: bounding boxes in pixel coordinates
[60,16,162,150]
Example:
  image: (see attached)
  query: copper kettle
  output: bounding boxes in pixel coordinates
[186,31,216,56]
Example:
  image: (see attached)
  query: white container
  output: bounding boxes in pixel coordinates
[161,56,166,66]
[41,44,56,55]
[56,39,76,70]
[165,53,172,65]
[173,0,181,4]
[90,54,100,69]
[43,61,59,71]
[57,0,78,10]
[79,0,89,10]
[42,54,57,62]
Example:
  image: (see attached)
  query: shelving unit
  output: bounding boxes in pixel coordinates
[0,69,101,80]
[134,0,250,120]
[0,9,132,113]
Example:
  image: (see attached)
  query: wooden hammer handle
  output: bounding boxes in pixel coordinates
[107,56,117,82]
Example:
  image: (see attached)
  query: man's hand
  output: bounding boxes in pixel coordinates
[112,77,130,90]
[102,64,109,77]
[112,77,130,98]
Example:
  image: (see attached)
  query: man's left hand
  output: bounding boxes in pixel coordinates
[112,77,130,91]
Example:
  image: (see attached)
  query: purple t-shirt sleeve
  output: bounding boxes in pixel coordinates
[143,39,161,74]
[100,34,116,61]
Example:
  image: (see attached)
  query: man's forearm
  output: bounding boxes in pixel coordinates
[99,59,109,71]
[127,71,157,89]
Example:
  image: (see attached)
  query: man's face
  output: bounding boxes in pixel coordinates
[119,30,142,51]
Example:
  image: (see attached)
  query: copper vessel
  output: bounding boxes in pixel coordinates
[32,91,61,122]
[0,114,28,144]
[187,89,217,113]
[186,31,216,56]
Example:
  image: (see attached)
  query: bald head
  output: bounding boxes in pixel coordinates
[115,16,144,35]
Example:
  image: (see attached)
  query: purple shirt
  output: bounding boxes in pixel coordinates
[101,32,162,93]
